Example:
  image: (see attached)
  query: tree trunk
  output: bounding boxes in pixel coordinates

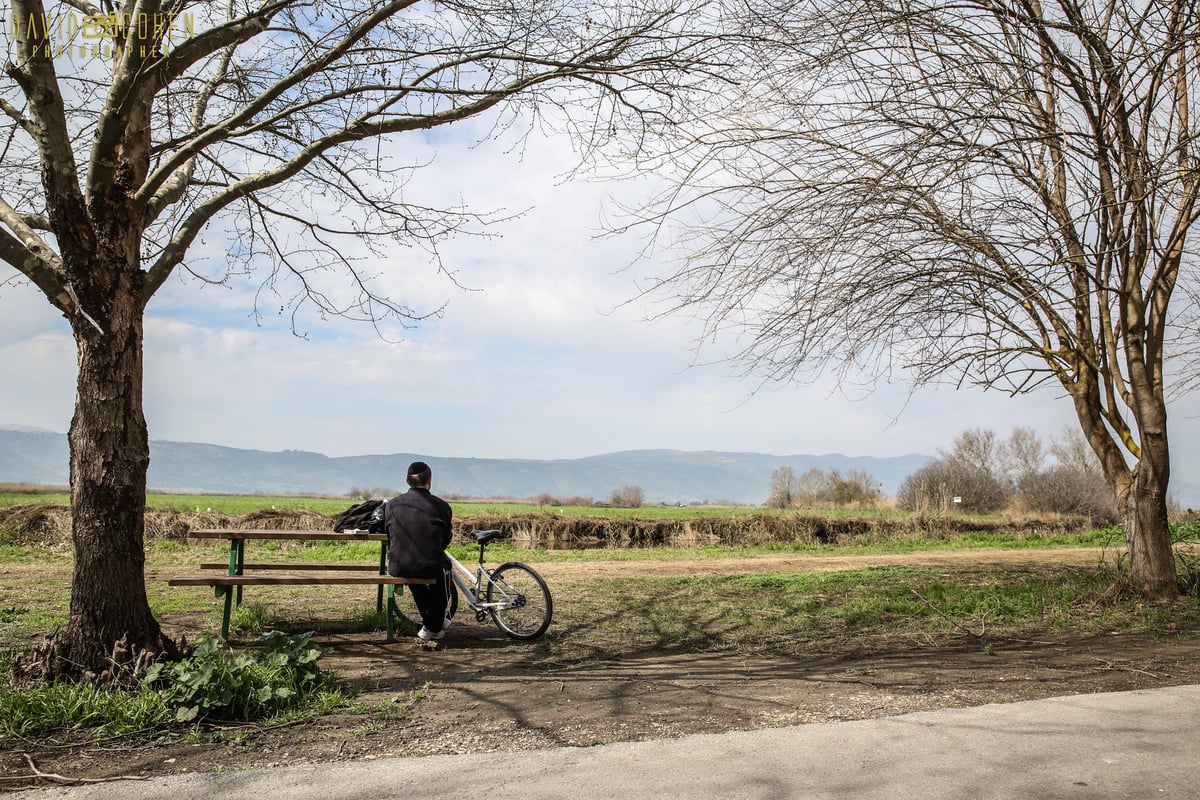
[48,266,178,681]
[1122,442,1178,599]
[1070,371,1178,598]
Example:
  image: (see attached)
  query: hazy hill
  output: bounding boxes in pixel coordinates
[0,427,930,505]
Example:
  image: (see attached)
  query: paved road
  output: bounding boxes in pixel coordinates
[25,685,1200,800]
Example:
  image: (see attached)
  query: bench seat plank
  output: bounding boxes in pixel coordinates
[199,561,380,572]
[169,574,434,586]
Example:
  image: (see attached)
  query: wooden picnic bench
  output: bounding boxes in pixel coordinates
[168,529,434,641]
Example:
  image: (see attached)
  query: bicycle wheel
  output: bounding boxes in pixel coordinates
[389,578,458,633]
[486,562,552,641]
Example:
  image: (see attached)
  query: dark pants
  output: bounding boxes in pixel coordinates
[407,567,451,632]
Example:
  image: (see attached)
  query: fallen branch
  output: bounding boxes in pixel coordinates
[1088,657,1167,679]
[16,753,149,785]
[910,588,986,638]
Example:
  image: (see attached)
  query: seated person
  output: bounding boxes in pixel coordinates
[384,461,454,641]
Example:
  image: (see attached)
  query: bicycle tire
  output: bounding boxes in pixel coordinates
[486,562,553,641]
[389,578,459,632]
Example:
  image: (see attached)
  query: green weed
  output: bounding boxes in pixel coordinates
[143,631,344,723]
[229,603,270,635]
[1,631,349,742]
[348,688,425,736]
[0,677,173,739]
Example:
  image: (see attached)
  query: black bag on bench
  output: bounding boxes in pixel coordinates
[333,499,386,533]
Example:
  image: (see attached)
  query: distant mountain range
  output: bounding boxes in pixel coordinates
[0,427,932,505]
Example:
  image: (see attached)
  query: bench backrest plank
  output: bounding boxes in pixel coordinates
[169,574,434,586]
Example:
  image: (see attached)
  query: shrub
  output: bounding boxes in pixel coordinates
[897,460,1008,514]
[143,631,340,722]
[1017,466,1117,521]
[609,486,645,508]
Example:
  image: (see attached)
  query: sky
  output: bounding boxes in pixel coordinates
[3,115,1200,501]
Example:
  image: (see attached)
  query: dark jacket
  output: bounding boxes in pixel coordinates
[385,487,453,577]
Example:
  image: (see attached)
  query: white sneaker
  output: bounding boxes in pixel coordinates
[417,625,444,641]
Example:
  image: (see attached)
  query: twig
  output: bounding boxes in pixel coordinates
[910,588,986,638]
[17,753,149,785]
[1088,657,1167,679]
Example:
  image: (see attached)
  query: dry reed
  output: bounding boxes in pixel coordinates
[0,504,1099,552]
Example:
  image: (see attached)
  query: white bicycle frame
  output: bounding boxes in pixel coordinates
[445,550,523,614]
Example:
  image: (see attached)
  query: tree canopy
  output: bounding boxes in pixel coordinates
[636,0,1199,595]
[0,0,730,676]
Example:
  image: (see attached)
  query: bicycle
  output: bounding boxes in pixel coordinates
[390,529,553,641]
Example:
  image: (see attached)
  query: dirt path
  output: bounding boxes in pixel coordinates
[529,546,1112,579]
[6,546,1200,790]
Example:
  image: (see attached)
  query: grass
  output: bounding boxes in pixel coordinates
[0,631,383,741]
[447,525,1120,564]
[2,497,1197,749]
[0,527,1124,645]
[0,492,354,514]
[3,528,1200,749]
[450,502,914,519]
[546,563,1196,661]
[0,677,175,739]
[0,490,946,520]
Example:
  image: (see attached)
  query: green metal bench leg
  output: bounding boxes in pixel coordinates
[225,539,246,608]
[234,540,245,607]
[376,541,387,611]
[215,585,233,640]
[386,584,395,641]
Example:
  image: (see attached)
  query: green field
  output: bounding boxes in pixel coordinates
[0,491,792,516]
[0,490,916,519]
[0,492,351,515]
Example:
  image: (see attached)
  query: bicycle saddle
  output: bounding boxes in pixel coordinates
[471,529,506,545]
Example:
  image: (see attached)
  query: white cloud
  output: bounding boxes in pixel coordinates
[5,119,1200,501]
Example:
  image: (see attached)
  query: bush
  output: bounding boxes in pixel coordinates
[2,632,345,740]
[609,486,645,508]
[144,631,340,722]
[781,468,881,509]
[897,460,1008,514]
[1017,466,1117,521]
[1172,517,1200,597]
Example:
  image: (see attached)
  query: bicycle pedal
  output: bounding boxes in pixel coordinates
[475,610,488,623]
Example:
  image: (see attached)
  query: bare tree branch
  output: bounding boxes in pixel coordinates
[632,0,1199,593]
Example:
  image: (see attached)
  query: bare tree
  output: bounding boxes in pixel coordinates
[1,0,726,676]
[638,0,1199,596]
[609,485,645,507]
[784,466,879,507]
[832,468,881,507]
[1032,426,1117,517]
[794,467,828,506]
[766,465,797,508]
[1051,426,1106,477]
[1003,427,1046,484]
[941,428,1003,479]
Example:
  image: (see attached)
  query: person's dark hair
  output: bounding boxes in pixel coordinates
[406,461,432,488]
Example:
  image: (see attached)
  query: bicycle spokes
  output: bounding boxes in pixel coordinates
[485,563,552,640]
